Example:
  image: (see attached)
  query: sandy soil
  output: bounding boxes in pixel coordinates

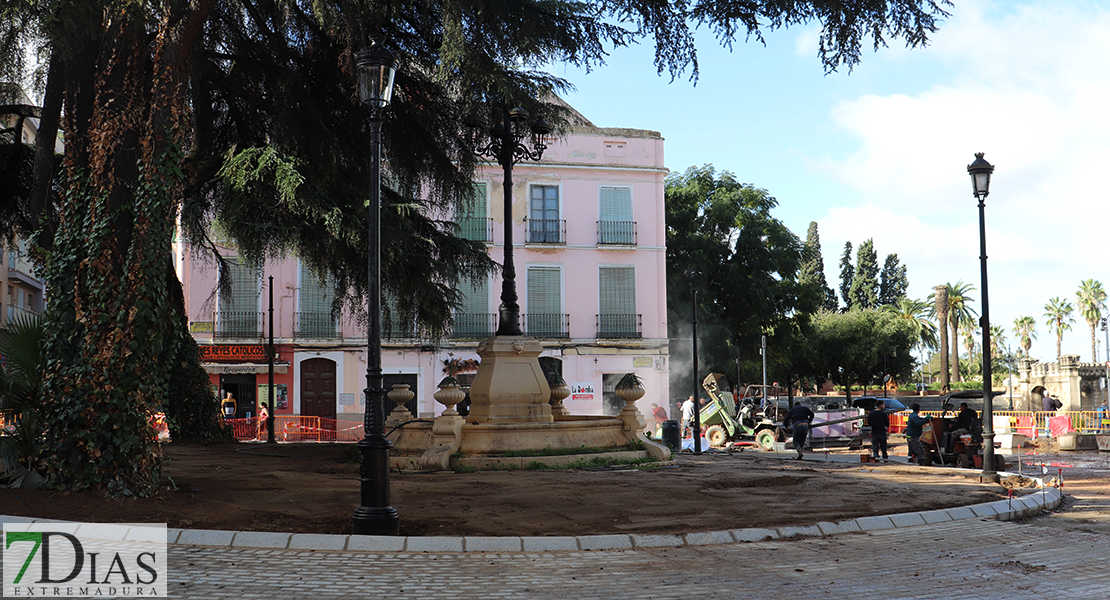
[0,442,1027,537]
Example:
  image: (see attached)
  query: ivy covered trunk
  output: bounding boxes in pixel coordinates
[38,3,221,496]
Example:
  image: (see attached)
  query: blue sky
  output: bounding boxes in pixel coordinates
[558,0,1110,365]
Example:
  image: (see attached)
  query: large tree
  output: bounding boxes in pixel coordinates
[939,281,976,382]
[665,165,820,396]
[878,253,908,306]
[848,238,879,309]
[1012,315,1037,357]
[809,308,917,403]
[1,0,953,493]
[799,221,837,311]
[1076,279,1107,362]
[1044,296,1075,361]
[838,241,854,310]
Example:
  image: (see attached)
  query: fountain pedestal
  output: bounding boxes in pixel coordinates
[467,336,552,423]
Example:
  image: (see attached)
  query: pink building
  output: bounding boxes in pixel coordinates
[175,115,670,425]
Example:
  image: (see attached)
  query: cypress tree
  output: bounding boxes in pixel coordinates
[839,241,854,310]
[849,238,879,309]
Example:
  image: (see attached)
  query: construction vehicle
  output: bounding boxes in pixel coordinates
[919,393,1007,470]
[699,373,784,450]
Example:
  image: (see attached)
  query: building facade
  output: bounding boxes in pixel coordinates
[176,120,670,425]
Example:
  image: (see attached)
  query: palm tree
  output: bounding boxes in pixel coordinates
[882,298,939,350]
[1076,279,1107,362]
[1044,297,1075,361]
[961,314,978,360]
[989,325,1006,359]
[930,285,950,391]
[1012,316,1037,356]
[945,281,978,382]
[0,314,45,487]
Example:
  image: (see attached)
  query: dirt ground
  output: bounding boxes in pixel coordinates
[0,441,1047,537]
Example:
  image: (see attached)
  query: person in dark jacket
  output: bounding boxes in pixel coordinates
[784,402,815,460]
[868,401,890,461]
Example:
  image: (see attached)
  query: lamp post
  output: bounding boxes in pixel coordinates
[352,40,399,536]
[1102,318,1109,405]
[968,152,998,482]
[470,105,550,335]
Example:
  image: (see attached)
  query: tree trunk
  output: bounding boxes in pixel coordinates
[950,319,960,382]
[934,285,949,391]
[37,3,220,496]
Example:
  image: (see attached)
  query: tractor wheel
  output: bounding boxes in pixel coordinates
[755,429,776,451]
[705,425,728,447]
[994,455,1007,472]
[956,454,971,469]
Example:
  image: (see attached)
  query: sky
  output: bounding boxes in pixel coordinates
[557,0,1110,366]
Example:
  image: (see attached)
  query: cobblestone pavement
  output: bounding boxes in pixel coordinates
[171,517,1107,600]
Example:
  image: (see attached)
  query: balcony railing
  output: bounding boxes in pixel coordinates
[596,313,642,339]
[3,304,41,326]
[458,217,493,242]
[451,313,497,339]
[523,313,570,339]
[294,312,340,340]
[382,320,422,341]
[597,221,637,246]
[215,311,263,340]
[526,219,566,244]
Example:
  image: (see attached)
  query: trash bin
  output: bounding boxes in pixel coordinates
[661,420,680,451]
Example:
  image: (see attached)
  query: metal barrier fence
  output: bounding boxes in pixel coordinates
[225,416,365,442]
[887,410,1110,436]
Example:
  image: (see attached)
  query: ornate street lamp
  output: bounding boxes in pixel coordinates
[470,105,551,336]
[352,40,399,536]
[968,152,999,482]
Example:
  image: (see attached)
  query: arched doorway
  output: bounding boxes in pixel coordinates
[301,357,337,419]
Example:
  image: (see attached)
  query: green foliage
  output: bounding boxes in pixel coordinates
[525,456,658,470]
[1044,296,1075,360]
[882,298,937,351]
[1076,279,1106,362]
[664,165,819,394]
[807,308,918,402]
[0,313,44,477]
[848,238,879,309]
[838,242,854,310]
[878,253,908,306]
[1012,315,1037,356]
[615,372,644,390]
[799,221,837,311]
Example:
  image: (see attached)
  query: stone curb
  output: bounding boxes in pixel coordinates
[1,471,1065,555]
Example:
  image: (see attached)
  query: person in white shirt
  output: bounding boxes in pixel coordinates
[680,396,695,438]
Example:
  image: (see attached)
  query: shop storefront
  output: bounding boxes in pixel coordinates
[200,344,293,418]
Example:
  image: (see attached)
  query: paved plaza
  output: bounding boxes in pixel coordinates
[171,518,1106,600]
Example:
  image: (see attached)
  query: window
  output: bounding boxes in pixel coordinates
[526,266,565,337]
[528,185,562,243]
[598,266,640,338]
[457,182,489,242]
[454,276,492,338]
[217,259,260,338]
[598,187,635,245]
[297,264,338,339]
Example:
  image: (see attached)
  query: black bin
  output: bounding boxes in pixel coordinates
[661,420,681,450]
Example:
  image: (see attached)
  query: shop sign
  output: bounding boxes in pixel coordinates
[569,382,594,402]
[200,345,267,362]
[190,321,214,333]
[632,357,653,368]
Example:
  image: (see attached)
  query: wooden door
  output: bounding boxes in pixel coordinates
[301,358,337,420]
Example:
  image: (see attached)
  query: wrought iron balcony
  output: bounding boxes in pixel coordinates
[596,313,642,339]
[597,220,637,246]
[215,311,263,340]
[523,313,570,339]
[526,219,566,244]
[451,313,497,339]
[457,217,493,242]
[294,312,340,340]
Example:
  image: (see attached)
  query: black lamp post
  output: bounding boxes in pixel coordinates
[968,152,998,482]
[352,40,399,536]
[471,105,551,336]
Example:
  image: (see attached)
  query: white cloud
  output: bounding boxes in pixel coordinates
[806,1,1110,362]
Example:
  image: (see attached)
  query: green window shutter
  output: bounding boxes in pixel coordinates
[219,259,259,336]
[299,264,336,337]
[599,266,635,314]
[527,267,562,314]
[599,187,631,221]
[459,276,489,315]
[458,182,488,241]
